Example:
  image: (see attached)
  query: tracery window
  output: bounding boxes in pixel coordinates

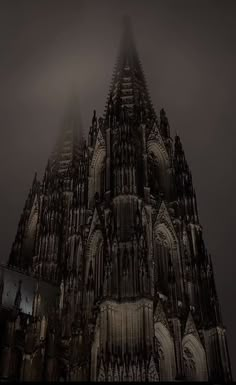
[154,326,176,381]
[182,335,208,381]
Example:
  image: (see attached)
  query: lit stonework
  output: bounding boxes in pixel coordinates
[0,20,232,382]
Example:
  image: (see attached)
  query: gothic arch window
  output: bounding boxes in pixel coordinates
[141,207,151,254]
[75,236,83,273]
[99,165,106,200]
[153,216,183,301]
[182,335,208,381]
[154,223,176,297]
[136,151,145,196]
[85,230,104,302]
[67,234,82,271]
[23,200,39,266]
[148,156,161,197]
[89,146,105,208]
[91,324,100,381]
[154,322,176,381]
[147,141,171,199]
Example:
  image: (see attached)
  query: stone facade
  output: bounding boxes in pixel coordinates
[0,21,232,382]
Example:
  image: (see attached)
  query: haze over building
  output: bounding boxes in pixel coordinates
[0,18,232,382]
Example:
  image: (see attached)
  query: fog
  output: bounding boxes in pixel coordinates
[0,0,235,376]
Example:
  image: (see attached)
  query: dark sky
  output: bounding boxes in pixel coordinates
[0,0,235,377]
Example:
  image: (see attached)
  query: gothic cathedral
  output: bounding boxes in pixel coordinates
[0,21,232,382]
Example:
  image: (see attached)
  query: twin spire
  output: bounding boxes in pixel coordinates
[49,94,84,175]
[50,17,160,173]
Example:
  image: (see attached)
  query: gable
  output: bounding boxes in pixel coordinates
[153,201,178,245]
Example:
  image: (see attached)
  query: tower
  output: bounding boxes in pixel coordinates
[0,20,232,382]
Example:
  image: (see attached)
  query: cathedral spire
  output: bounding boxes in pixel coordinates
[50,93,84,175]
[1,23,232,384]
[105,17,155,123]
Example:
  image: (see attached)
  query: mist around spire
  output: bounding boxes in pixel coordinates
[104,17,155,123]
[121,14,135,53]
[49,92,85,175]
[0,18,232,384]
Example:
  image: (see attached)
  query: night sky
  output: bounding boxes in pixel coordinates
[0,0,235,377]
